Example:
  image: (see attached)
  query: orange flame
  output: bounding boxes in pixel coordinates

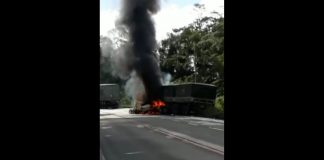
[151,100,166,109]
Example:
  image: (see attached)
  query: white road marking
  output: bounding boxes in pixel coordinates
[136,124,145,128]
[189,121,224,126]
[100,115,120,119]
[101,126,112,129]
[209,127,224,131]
[166,135,175,139]
[147,126,224,155]
[100,149,106,160]
[188,122,198,126]
[100,115,160,119]
[176,117,224,123]
[125,151,143,155]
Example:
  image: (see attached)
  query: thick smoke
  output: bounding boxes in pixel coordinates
[125,71,146,105]
[100,37,114,61]
[100,37,133,80]
[161,72,172,85]
[114,0,163,103]
[100,37,115,75]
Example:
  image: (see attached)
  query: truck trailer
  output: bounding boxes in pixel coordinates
[129,83,217,116]
[161,83,217,116]
[100,84,120,109]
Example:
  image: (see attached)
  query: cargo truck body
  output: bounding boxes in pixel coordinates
[129,83,217,116]
[161,83,217,116]
[100,84,120,109]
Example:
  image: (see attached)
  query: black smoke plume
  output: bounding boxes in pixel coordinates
[116,0,162,103]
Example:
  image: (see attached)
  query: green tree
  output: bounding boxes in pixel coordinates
[100,36,121,84]
[158,4,224,118]
[158,6,224,96]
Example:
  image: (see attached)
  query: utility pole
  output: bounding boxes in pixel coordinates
[194,53,197,83]
[194,45,197,83]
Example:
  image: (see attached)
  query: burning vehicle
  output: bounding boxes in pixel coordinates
[129,89,165,114]
[129,83,217,116]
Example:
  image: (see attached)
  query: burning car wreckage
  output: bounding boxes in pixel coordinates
[100,0,217,116]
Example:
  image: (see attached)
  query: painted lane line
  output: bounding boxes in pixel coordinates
[209,127,224,131]
[136,124,145,128]
[188,122,198,126]
[166,135,175,139]
[125,151,144,155]
[100,149,106,160]
[145,125,224,155]
[106,114,224,155]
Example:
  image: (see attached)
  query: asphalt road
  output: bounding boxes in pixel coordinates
[100,109,224,160]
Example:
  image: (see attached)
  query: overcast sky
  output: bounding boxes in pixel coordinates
[100,0,224,42]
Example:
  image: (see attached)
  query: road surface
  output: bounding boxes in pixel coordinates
[100,109,224,160]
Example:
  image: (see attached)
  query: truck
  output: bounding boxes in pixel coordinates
[100,84,120,109]
[130,83,217,116]
[161,83,217,116]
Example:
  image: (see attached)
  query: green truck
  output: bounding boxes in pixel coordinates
[100,84,120,109]
[160,83,217,116]
[129,83,217,116]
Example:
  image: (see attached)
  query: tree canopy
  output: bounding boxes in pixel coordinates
[158,8,224,96]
